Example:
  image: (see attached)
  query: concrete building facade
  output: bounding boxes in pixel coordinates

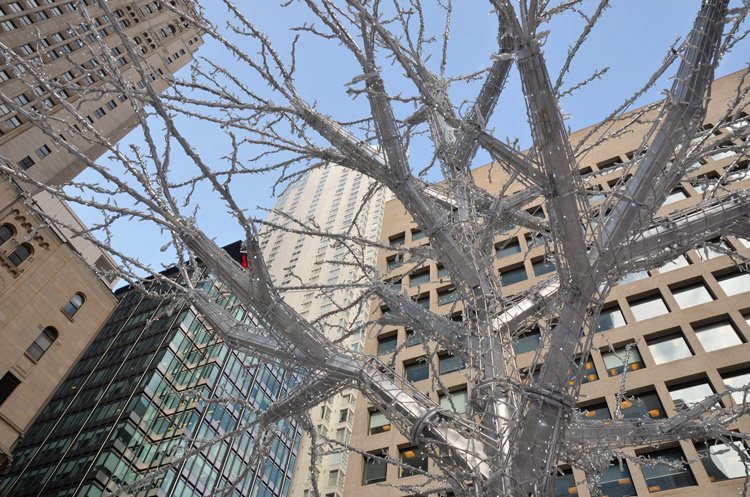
[0,0,204,186]
[259,164,388,497]
[0,167,117,466]
[0,241,301,497]
[344,71,750,497]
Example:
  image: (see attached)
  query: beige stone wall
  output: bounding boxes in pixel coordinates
[344,70,750,497]
[0,175,116,465]
[0,0,204,186]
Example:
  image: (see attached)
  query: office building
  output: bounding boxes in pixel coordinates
[0,241,301,497]
[0,0,204,466]
[0,0,204,186]
[344,71,750,497]
[0,166,117,466]
[259,164,388,497]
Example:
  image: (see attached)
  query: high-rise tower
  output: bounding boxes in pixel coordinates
[0,241,301,497]
[0,0,203,186]
[259,164,388,497]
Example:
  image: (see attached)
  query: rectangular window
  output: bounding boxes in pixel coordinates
[93,107,106,118]
[0,70,9,82]
[629,294,669,321]
[602,345,644,376]
[640,447,696,491]
[596,306,627,332]
[105,99,117,110]
[35,144,51,158]
[569,358,598,384]
[721,369,750,404]
[580,402,611,420]
[496,239,521,259]
[659,255,689,273]
[716,272,750,296]
[0,372,21,406]
[668,379,714,411]
[399,447,428,477]
[437,287,457,306]
[411,229,425,241]
[693,320,742,352]
[338,408,351,423]
[18,156,35,169]
[368,411,390,435]
[663,187,688,205]
[513,330,541,355]
[409,271,430,287]
[438,355,465,375]
[620,391,665,419]
[532,258,556,276]
[695,441,747,481]
[1,20,17,31]
[647,333,692,364]
[405,328,422,347]
[327,469,341,487]
[554,469,576,497]
[404,361,429,382]
[595,461,636,497]
[501,265,528,286]
[439,389,467,414]
[377,334,397,355]
[363,454,387,485]
[671,283,713,308]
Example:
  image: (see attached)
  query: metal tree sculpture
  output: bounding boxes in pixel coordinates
[1,0,749,496]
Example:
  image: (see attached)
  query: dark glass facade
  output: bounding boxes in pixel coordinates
[0,244,300,497]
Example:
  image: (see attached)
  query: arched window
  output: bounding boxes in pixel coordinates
[8,243,32,266]
[0,224,13,245]
[26,327,58,361]
[63,293,85,317]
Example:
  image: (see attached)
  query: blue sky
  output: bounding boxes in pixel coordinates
[69,0,749,273]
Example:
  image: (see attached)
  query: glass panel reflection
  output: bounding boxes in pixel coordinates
[647,333,692,364]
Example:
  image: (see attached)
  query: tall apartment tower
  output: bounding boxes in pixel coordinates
[0,167,117,466]
[0,241,301,497]
[344,71,750,497]
[0,0,204,186]
[259,164,388,497]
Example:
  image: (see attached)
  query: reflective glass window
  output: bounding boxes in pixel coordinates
[640,447,696,492]
[647,333,692,364]
[404,361,429,382]
[659,255,689,273]
[620,391,665,419]
[377,335,397,355]
[668,379,714,411]
[602,345,645,376]
[693,320,742,352]
[672,283,713,308]
[496,239,521,259]
[438,355,465,375]
[695,441,748,481]
[501,265,528,286]
[630,295,669,321]
[716,272,750,296]
[721,369,750,404]
[399,447,428,477]
[597,306,627,332]
[439,389,467,414]
[514,330,541,354]
[368,411,390,435]
[362,454,387,485]
[597,461,636,497]
[554,469,576,497]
